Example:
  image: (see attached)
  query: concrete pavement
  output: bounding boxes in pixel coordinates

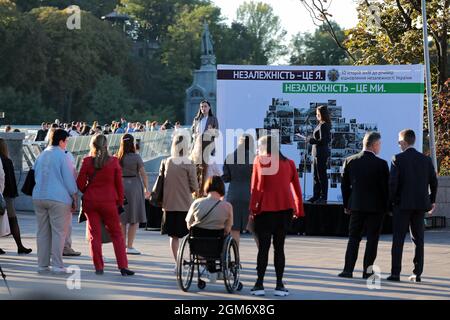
[0,213,449,300]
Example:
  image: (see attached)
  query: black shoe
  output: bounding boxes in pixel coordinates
[63,248,81,256]
[0,248,5,255]
[274,283,289,297]
[386,275,400,282]
[18,247,32,255]
[409,275,421,282]
[120,268,135,276]
[95,269,104,275]
[307,197,318,203]
[338,271,353,278]
[250,283,265,296]
[362,272,374,279]
[315,197,327,204]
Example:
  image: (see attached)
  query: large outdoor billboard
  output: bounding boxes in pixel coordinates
[217,64,425,202]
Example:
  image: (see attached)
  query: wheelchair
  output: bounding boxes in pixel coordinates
[176,228,243,293]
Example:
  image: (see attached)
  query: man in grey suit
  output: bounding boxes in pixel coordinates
[387,129,438,282]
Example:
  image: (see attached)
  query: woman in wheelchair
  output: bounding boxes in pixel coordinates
[185,176,233,281]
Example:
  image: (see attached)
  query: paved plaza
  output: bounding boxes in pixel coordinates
[0,213,449,300]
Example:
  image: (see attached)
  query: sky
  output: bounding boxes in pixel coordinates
[211,0,360,39]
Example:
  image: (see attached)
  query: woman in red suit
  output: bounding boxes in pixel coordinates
[77,134,134,276]
[249,135,304,297]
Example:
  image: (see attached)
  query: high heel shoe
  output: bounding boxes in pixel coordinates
[120,268,135,276]
[18,247,32,254]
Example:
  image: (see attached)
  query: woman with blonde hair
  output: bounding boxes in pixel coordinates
[77,134,134,276]
[158,133,199,271]
[116,134,150,255]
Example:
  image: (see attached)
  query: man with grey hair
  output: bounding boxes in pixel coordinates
[338,131,389,279]
[387,129,438,283]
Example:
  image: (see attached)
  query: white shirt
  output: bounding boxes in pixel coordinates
[199,116,209,135]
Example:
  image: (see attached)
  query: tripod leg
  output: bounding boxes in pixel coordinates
[0,265,11,295]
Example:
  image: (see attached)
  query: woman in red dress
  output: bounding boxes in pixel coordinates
[77,134,134,276]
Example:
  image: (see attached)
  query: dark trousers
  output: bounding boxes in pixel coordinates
[343,211,385,274]
[254,210,292,285]
[391,209,425,277]
[313,155,328,199]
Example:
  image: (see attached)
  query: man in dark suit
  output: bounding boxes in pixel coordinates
[35,122,48,142]
[338,132,389,279]
[387,129,438,282]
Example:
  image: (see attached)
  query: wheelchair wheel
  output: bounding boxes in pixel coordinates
[176,235,194,292]
[198,279,206,290]
[222,236,241,293]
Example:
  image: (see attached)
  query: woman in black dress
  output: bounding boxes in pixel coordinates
[308,105,331,204]
[0,138,32,254]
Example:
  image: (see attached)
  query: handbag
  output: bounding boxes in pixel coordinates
[78,163,99,223]
[21,169,35,196]
[0,209,10,237]
[150,159,165,207]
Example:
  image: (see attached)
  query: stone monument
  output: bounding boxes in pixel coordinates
[185,22,217,124]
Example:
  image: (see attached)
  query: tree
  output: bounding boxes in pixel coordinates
[290,22,350,65]
[89,75,135,123]
[160,3,223,121]
[119,0,192,41]
[0,0,49,93]
[29,6,131,121]
[236,1,287,64]
[12,0,119,17]
[299,0,357,62]
[300,0,449,174]
[0,87,57,124]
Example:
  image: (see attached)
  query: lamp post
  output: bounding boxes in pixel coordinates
[421,0,438,170]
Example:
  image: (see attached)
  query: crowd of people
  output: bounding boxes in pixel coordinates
[33,118,182,142]
[0,100,439,297]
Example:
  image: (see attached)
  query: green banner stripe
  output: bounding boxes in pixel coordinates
[282,82,424,94]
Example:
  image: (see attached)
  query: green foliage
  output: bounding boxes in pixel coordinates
[290,22,350,65]
[0,87,57,124]
[89,75,134,124]
[1,0,288,129]
[344,0,449,174]
[28,6,131,120]
[12,0,119,17]
[236,1,287,64]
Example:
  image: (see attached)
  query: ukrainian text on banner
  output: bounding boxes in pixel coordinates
[216,65,425,202]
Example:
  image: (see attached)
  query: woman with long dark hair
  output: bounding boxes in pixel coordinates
[77,134,134,276]
[249,135,304,297]
[0,139,32,254]
[308,105,331,204]
[191,100,219,195]
[222,134,255,246]
[116,134,150,255]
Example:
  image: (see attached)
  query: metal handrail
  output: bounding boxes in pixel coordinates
[22,130,175,171]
